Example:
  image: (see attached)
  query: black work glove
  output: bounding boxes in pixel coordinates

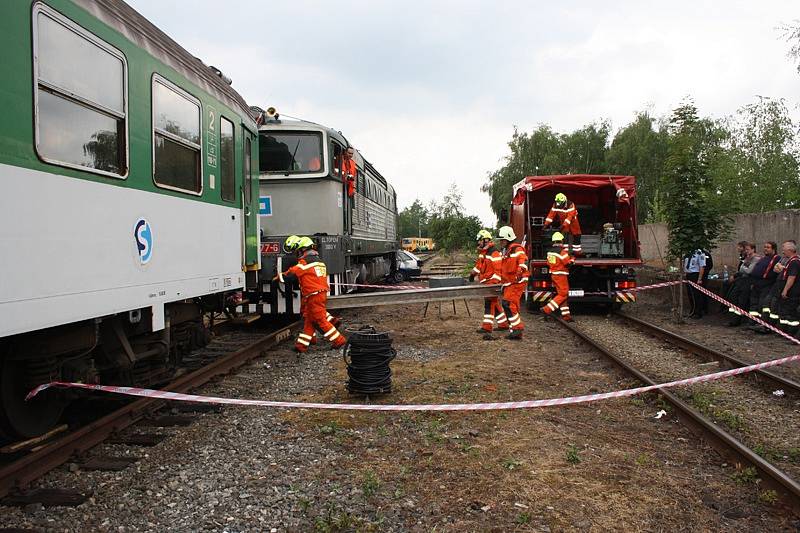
[468,273,476,282]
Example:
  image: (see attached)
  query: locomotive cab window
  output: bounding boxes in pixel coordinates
[152,76,202,194]
[220,116,235,202]
[33,5,128,177]
[259,131,323,175]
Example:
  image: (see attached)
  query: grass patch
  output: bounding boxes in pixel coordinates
[759,489,779,505]
[362,470,381,498]
[315,503,360,532]
[731,466,759,485]
[688,390,745,432]
[501,457,522,470]
[517,512,532,524]
[566,445,582,465]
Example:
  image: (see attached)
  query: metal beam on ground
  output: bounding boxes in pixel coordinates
[326,285,500,310]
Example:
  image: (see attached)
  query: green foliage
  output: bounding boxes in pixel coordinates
[716,97,800,212]
[663,100,731,259]
[481,122,610,219]
[484,97,800,230]
[428,183,482,252]
[565,444,582,465]
[606,112,670,221]
[731,466,759,485]
[398,199,429,239]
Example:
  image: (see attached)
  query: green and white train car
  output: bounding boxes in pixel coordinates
[0,0,260,439]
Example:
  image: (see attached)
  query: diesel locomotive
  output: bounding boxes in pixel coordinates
[235,110,399,316]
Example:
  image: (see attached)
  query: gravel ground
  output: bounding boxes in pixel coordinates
[2,297,799,531]
[573,314,800,481]
[632,269,800,384]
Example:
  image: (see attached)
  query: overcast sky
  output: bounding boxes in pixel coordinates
[129,0,800,226]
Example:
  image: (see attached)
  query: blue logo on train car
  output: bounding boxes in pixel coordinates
[259,196,272,216]
[134,218,153,264]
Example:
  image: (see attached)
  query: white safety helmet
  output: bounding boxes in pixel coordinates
[498,226,516,241]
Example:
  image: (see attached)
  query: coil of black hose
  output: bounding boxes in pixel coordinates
[343,326,396,395]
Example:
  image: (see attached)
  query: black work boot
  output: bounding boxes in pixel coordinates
[507,330,523,340]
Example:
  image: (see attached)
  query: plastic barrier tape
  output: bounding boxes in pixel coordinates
[27,351,800,411]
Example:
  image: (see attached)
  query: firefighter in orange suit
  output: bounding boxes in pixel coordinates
[542,232,575,321]
[281,236,346,352]
[497,226,528,340]
[340,146,357,198]
[469,229,508,337]
[544,192,582,255]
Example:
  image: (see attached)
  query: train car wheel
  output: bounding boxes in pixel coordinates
[0,357,64,441]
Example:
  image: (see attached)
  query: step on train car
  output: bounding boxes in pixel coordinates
[237,110,399,316]
[0,0,260,439]
[509,174,641,309]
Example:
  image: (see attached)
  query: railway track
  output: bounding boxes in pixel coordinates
[614,311,800,394]
[0,321,299,502]
[552,315,800,514]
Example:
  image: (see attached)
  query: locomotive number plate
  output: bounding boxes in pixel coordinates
[261,242,280,254]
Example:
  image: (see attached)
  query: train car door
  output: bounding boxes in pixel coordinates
[241,124,260,274]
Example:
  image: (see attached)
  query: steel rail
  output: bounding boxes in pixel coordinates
[326,284,499,309]
[615,312,800,395]
[0,321,300,499]
[553,316,800,514]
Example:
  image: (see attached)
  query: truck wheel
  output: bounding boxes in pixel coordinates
[392,271,406,283]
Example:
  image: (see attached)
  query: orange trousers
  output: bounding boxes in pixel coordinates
[482,297,508,331]
[544,276,570,318]
[501,284,526,331]
[295,292,346,352]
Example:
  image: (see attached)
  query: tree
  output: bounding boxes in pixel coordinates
[398,199,429,238]
[482,122,610,219]
[428,184,482,252]
[663,100,730,260]
[606,112,670,221]
[713,97,800,212]
[782,21,800,74]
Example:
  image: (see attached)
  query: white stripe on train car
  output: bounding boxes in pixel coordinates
[0,163,244,337]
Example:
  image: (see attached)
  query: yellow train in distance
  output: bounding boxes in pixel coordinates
[402,237,435,252]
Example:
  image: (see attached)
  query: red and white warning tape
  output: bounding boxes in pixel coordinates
[26,351,800,411]
[688,281,800,345]
[24,278,799,412]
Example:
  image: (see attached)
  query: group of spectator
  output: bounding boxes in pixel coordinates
[683,240,800,340]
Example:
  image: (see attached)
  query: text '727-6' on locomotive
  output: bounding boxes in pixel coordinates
[508,174,642,311]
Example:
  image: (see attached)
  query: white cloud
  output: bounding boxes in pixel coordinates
[129,0,800,227]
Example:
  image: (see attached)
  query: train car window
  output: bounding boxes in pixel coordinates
[33,6,127,177]
[152,77,202,194]
[220,117,235,202]
[259,131,323,175]
[244,137,252,206]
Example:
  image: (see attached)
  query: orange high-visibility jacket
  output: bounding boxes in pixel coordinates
[545,201,581,234]
[547,249,575,275]
[471,242,503,284]
[340,158,357,197]
[501,242,529,286]
[283,250,329,297]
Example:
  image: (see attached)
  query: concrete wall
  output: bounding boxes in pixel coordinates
[639,209,800,271]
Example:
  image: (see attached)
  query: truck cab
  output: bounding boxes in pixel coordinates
[509,174,641,308]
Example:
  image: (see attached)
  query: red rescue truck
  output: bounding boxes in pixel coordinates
[509,174,641,310]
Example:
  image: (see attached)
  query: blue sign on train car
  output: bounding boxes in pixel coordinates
[259,196,272,216]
